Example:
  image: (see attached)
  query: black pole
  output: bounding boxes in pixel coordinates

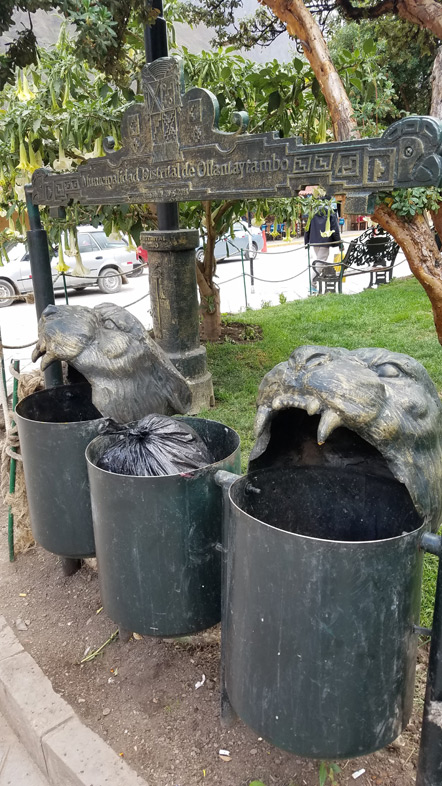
[25,186,63,389]
[144,0,179,231]
[248,210,254,287]
[25,186,81,577]
[416,532,442,786]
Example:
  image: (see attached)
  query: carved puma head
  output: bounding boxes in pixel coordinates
[251,345,442,531]
[32,303,191,422]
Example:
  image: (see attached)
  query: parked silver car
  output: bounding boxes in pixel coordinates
[196,221,264,264]
[0,226,138,307]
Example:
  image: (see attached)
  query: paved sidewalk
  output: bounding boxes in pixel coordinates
[0,711,50,786]
[0,616,147,786]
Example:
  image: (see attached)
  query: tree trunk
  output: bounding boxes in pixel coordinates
[199,285,221,342]
[397,0,442,39]
[430,48,442,242]
[260,0,360,141]
[374,204,442,341]
[196,201,221,340]
[336,0,442,38]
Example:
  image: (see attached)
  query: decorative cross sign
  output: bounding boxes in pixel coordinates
[31,57,442,214]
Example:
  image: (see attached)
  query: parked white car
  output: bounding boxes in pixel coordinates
[0,226,138,307]
[196,220,264,264]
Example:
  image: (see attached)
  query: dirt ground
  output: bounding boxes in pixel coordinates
[0,498,428,786]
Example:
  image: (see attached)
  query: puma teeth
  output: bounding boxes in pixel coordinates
[317,409,343,444]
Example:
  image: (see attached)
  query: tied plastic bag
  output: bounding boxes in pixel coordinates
[96,415,213,476]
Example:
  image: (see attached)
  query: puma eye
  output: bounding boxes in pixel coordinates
[102,319,116,330]
[304,353,326,368]
[375,362,403,378]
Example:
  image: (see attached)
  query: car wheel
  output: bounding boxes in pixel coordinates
[196,248,205,265]
[97,267,122,294]
[129,262,144,278]
[250,242,258,260]
[0,279,17,307]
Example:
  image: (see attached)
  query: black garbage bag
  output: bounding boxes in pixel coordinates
[96,415,213,476]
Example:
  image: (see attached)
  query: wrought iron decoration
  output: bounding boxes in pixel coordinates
[250,345,442,532]
[31,58,442,215]
[32,303,192,422]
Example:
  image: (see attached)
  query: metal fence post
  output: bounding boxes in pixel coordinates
[416,533,442,786]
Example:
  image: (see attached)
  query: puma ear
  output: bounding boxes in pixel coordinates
[94,304,145,340]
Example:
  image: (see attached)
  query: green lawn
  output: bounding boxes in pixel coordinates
[201,276,442,628]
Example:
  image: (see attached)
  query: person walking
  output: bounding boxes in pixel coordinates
[304,202,341,282]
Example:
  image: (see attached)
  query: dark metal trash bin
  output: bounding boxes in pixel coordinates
[86,417,240,636]
[223,466,425,759]
[16,383,103,558]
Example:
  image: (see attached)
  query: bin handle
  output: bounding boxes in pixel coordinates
[214,469,242,729]
[420,531,442,557]
[416,530,442,785]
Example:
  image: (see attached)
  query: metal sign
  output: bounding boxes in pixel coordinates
[31,57,442,214]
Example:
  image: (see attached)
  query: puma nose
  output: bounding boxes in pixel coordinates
[42,304,58,317]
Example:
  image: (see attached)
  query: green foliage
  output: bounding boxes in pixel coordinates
[0,25,152,245]
[328,17,438,119]
[378,188,442,218]
[319,761,340,785]
[0,0,156,89]
[182,47,327,142]
[331,39,399,136]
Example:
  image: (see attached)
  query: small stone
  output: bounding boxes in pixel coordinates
[250,748,258,755]
[77,698,85,703]
[102,707,111,716]
[15,618,28,631]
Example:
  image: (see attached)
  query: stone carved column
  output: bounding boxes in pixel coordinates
[141,229,214,414]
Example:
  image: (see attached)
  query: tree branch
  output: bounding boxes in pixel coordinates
[259,0,360,141]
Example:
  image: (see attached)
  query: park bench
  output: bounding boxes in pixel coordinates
[311,226,400,294]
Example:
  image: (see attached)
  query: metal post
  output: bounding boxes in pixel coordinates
[144,0,179,231]
[214,469,241,728]
[7,360,19,562]
[25,186,81,576]
[416,533,442,785]
[248,210,255,291]
[307,243,313,295]
[24,186,63,388]
[240,250,248,309]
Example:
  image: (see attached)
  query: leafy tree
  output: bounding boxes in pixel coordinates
[0,25,152,265]
[179,0,442,344]
[328,17,438,119]
[0,0,159,89]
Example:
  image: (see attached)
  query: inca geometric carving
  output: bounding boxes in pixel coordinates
[31,57,442,215]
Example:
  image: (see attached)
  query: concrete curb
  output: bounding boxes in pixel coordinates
[0,616,147,786]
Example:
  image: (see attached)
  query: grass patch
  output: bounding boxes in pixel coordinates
[200,277,441,626]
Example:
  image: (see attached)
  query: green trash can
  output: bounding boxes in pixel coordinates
[86,417,240,636]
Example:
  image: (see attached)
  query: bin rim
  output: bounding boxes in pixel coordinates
[85,416,240,480]
[228,465,427,546]
[15,388,103,427]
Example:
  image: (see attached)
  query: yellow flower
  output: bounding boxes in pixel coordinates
[16,70,35,102]
[56,242,69,273]
[28,141,41,173]
[72,250,90,278]
[81,137,104,160]
[109,222,121,242]
[16,138,30,172]
[14,173,30,202]
[53,141,75,172]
